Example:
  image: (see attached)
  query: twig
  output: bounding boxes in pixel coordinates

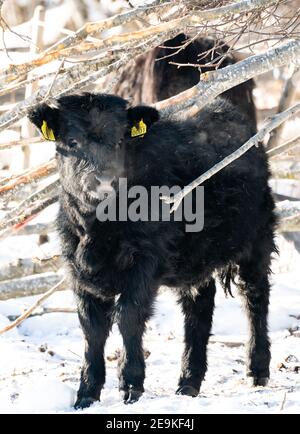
[161,103,300,213]
[43,57,65,102]
[268,136,300,159]
[0,278,66,335]
[280,392,287,411]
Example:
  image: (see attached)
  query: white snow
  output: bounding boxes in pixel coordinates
[0,234,299,414]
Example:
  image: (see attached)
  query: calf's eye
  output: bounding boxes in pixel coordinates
[68,139,78,148]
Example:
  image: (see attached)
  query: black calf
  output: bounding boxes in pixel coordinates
[29,93,276,409]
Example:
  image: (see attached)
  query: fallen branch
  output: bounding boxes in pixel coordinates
[276,200,300,219]
[15,221,56,236]
[7,306,76,322]
[0,159,57,195]
[0,272,65,301]
[278,213,300,232]
[0,177,60,231]
[0,277,66,334]
[161,103,300,213]
[0,193,58,241]
[209,338,244,347]
[0,255,62,282]
[272,170,300,180]
[276,201,300,232]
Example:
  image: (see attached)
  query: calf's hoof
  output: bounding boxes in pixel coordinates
[176,385,199,397]
[74,396,98,409]
[120,388,143,404]
[248,376,269,387]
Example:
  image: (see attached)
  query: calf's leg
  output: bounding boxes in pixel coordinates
[238,236,274,386]
[116,281,157,404]
[75,291,114,409]
[177,279,216,396]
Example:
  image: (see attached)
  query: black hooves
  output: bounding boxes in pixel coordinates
[248,376,269,387]
[176,385,199,397]
[74,396,97,409]
[120,388,143,404]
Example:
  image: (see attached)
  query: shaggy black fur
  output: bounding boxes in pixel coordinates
[114,34,257,130]
[29,93,276,409]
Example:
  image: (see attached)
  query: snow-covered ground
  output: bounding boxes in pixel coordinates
[0,231,299,414]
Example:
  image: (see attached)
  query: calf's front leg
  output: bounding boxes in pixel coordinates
[116,275,157,404]
[75,290,114,409]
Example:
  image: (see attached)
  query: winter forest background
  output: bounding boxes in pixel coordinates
[0,0,300,413]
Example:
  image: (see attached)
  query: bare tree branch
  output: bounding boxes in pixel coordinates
[268,136,300,158]
[267,66,300,150]
[0,136,45,150]
[0,0,178,86]
[156,39,300,118]
[0,34,180,131]
[0,193,58,241]
[1,37,299,134]
[0,159,57,195]
[0,177,60,231]
[0,0,279,87]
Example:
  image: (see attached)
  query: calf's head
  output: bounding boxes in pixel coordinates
[29,93,159,206]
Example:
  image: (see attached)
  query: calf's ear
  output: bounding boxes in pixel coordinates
[127,106,159,129]
[28,103,60,141]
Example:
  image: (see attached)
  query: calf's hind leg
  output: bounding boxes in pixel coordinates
[238,235,275,386]
[177,279,216,396]
[75,291,114,409]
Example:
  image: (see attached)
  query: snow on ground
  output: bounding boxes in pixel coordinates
[0,234,299,414]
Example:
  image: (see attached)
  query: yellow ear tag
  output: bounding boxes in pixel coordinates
[41,120,56,141]
[131,119,147,138]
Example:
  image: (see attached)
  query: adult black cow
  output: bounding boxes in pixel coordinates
[114,33,257,131]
